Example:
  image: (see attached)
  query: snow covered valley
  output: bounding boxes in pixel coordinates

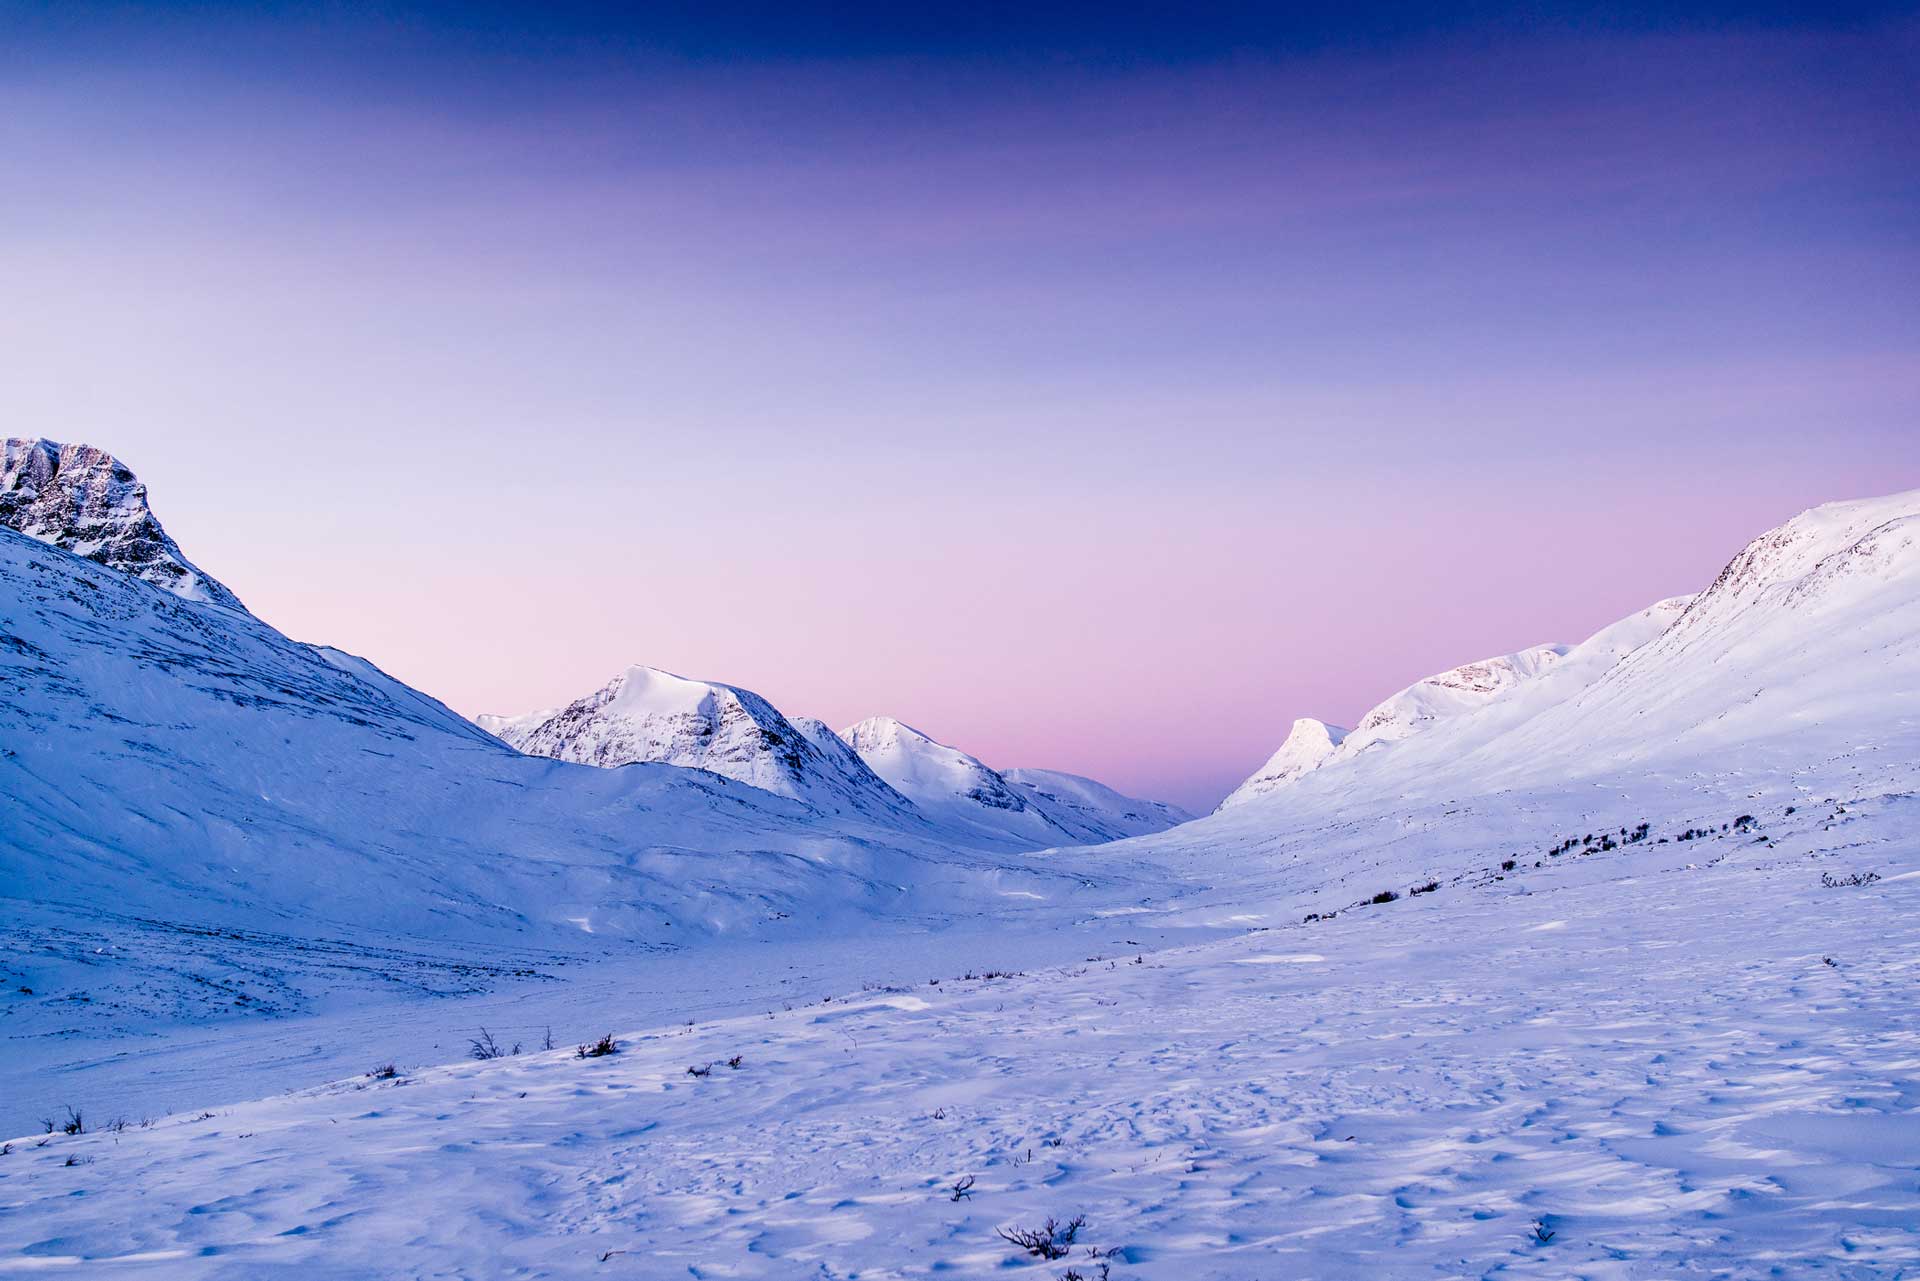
[4,793,1915,1278]
[4,440,1919,1277]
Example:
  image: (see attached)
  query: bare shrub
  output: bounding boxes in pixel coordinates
[577,1033,617,1059]
[367,1063,399,1080]
[950,1175,975,1201]
[468,1028,506,1061]
[997,1214,1085,1260]
[1061,1266,1111,1281]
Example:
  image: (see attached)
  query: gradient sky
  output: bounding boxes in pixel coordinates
[3,2,1916,810]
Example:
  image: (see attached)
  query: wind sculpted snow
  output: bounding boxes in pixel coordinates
[3,796,1914,1278]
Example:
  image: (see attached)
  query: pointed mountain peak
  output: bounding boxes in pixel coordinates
[1,438,244,611]
[1217,717,1351,810]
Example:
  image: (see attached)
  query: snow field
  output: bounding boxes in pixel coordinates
[4,814,1914,1279]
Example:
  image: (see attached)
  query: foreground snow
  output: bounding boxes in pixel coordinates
[4,797,1915,1279]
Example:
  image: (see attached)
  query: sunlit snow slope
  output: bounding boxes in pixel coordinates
[479,664,918,822]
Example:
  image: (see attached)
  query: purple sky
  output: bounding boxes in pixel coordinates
[3,8,1916,809]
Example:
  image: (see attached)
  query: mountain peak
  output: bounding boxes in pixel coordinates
[1217,718,1350,811]
[0,438,244,611]
[481,665,913,819]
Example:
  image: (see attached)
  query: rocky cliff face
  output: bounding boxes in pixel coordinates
[0,438,244,611]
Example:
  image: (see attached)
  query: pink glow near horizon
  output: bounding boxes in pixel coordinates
[3,20,1915,809]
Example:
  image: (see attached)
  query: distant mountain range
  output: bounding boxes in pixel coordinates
[480,674,1191,848]
[5,433,1917,1067]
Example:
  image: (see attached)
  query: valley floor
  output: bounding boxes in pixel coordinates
[3,803,1916,1279]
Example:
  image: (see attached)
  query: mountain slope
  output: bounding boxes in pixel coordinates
[840,716,1079,848]
[1002,767,1193,841]
[1126,490,1920,923]
[0,523,1132,1075]
[1341,642,1569,758]
[1,437,245,610]
[1216,718,1349,810]
[480,666,915,821]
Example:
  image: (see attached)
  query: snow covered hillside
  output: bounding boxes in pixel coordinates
[1128,489,1920,920]
[1002,767,1195,841]
[1222,495,1920,811]
[840,715,1081,847]
[479,665,918,822]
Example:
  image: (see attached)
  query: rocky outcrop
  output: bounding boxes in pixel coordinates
[1,438,244,610]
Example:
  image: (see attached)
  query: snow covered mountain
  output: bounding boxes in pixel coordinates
[1002,767,1194,841]
[1,437,244,611]
[1219,643,1573,806]
[1343,642,1569,757]
[1216,718,1348,810]
[838,716,1080,847]
[478,666,914,821]
[481,677,1190,845]
[831,718,1191,847]
[1216,490,1919,822]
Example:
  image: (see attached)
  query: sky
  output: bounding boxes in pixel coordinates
[2,2,1916,811]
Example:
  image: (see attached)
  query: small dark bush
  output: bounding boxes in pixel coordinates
[1410,881,1438,896]
[1500,859,1516,871]
[61,1106,83,1136]
[726,1055,744,1070]
[1821,871,1880,888]
[577,1033,618,1058]
[686,1062,712,1078]
[950,1174,975,1201]
[468,1028,506,1061]
[367,1063,398,1080]
[1369,890,1399,905]
[997,1214,1085,1260]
